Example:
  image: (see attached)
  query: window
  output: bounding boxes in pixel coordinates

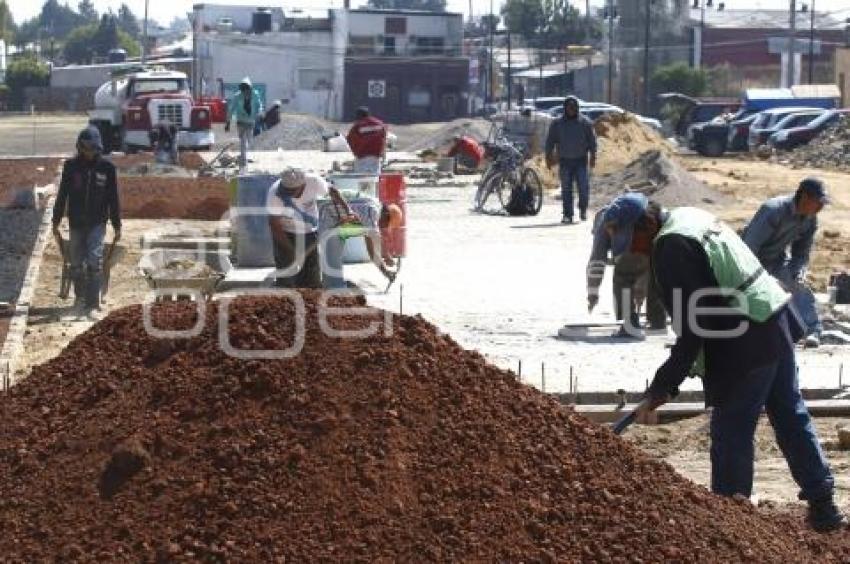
[132,80,186,95]
[416,37,445,56]
[385,17,406,35]
[348,35,375,55]
[384,36,396,55]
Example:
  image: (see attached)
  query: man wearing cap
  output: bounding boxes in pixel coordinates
[447,135,485,173]
[267,167,356,288]
[347,107,387,175]
[52,127,121,320]
[225,77,264,168]
[588,193,666,337]
[544,96,597,224]
[605,198,845,532]
[742,178,828,348]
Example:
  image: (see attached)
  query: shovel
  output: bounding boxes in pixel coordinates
[54,232,72,299]
[611,410,638,435]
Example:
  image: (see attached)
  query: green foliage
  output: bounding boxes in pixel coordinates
[651,62,708,97]
[6,54,49,109]
[16,0,84,46]
[366,0,447,10]
[117,4,140,38]
[63,16,140,64]
[78,0,98,23]
[502,0,600,49]
[0,1,15,44]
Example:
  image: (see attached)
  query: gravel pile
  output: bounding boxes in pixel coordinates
[1,293,848,561]
[594,113,673,175]
[790,115,850,171]
[594,149,726,208]
[252,113,339,151]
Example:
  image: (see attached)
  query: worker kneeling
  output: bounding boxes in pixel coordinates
[588,193,666,338]
[605,196,846,532]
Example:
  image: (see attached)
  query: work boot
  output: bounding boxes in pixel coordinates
[561,215,573,225]
[808,498,847,532]
[580,210,587,222]
[804,332,821,349]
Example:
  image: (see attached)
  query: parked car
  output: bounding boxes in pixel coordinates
[526,96,584,112]
[769,109,850,150]
[747,107,826,151]
[548,103,662,130]
[727,113,758,152]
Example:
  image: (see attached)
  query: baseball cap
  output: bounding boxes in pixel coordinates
[798,177,829,204]
[280,167,307,190]
[77,126,103,153]
[602,192,649,257]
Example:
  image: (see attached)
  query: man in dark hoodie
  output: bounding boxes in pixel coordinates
[545,96,597,224]
[52,127,121,319]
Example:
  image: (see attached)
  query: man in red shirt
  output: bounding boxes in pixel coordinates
[347,107,387,174]
[447,135,485,172]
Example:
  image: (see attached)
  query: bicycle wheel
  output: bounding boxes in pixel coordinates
[521,167,544,215]
[496,172,517,211]
[474,170,495,211]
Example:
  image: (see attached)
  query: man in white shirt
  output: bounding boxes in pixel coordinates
[267,167,355,288]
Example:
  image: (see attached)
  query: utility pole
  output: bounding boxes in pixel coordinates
[808,0,816,84]
[507,32,512,109]
[586,0,593,99]
[788,0,797,87]
[697,1,706,68]
[141,0,149,63]
[607,0,615,104]
[643,0,652,114]
[488,0,494,108]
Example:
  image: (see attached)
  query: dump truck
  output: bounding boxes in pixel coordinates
[88,67,215,154]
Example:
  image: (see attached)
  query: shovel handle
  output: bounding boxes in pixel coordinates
[612,410,637,435]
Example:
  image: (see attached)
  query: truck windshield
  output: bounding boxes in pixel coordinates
[132,80,186,95]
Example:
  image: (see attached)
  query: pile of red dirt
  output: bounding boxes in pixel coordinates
[111,152,207,172]
[1,294,848,561]
[0,158,61,208]
[120,176,229,220]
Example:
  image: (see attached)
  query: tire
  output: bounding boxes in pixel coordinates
[495,173,516,210]
[91,121,114,154]
[521,167,544,215]
[699,137,725,157]
[474,171,494,211]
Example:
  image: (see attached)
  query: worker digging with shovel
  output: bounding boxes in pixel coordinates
[52,126,121,321]
[604,195,846,532]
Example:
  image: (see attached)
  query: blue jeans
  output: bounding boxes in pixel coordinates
[770,263,822,336]
[559,158,590,219]
[69,224,106,309]
[710,347,834,501]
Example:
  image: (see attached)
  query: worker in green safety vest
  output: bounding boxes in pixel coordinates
[602,193,845,533]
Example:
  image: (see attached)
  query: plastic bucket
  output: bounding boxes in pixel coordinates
[378,173,408,257]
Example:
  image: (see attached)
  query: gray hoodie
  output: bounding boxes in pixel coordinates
[545,113,598,161]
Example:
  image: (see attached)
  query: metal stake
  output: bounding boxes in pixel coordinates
[541,362,546,393]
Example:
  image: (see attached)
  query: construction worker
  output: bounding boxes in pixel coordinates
[742,178,828,348]
[347,106,387,175]
[320,202,401,290]
[52,127,121,320]
[544,95,597,224]
[225,77,263,168]
[149,122,178,165]
[447,134,485,173]
[266,167,355,288]
[587,193,666,337]
[604,197,845,532]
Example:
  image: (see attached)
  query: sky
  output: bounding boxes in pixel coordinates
[7,0,850,27]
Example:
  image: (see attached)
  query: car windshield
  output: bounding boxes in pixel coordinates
[751,113,770,128]
[132,79,185,94]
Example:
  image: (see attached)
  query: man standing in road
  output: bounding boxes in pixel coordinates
[545,96,597,224]
[587,193,666,337]
[225,77,264,168]
[347,107,387,175]
[742,178,828,348]
[52,127,121,320]
[605,197,845,533]
[267,167,356,288]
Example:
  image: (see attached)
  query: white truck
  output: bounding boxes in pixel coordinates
[88,67,215,154]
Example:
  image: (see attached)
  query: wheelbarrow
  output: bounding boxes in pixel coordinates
[54,232,124,303]
[138,249,228,301]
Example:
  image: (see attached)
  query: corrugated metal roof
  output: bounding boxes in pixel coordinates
[691,8,846,30]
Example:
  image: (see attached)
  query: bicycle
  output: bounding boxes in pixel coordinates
[473,135,544,216]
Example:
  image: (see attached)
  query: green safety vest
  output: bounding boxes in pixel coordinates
[655,208,790,376]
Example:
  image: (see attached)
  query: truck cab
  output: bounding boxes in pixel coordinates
[89,68,215,154]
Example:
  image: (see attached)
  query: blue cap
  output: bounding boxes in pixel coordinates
[602,193,649,257]
[798,177,829,204]
[77,126,103,153]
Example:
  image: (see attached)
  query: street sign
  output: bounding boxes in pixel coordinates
[368,80,387,98]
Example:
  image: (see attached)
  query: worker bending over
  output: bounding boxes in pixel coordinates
[604,196,844,532]
[742,177,828,348]
[587,193,666,337]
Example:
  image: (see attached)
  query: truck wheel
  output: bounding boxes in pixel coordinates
[700,138,725,158]
[91,121,114,154]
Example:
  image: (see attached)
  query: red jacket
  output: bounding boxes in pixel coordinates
[447,136,485,166]
[347,116,387,158]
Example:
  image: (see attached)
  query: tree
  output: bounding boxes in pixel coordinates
[117,4,140,38]
[62,24,97,64]
[651,62,708,97]
[502,0,598,49]
[0,1,16,44]
[63,16,140,64]
[78,0,98,24]
[5,54,49,109]
[16,0,83,46]
[366,0,447,11]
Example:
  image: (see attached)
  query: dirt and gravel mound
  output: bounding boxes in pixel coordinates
[1,293,848,561]
[594,149,726,208]
[252,113,339,151]
[398,118,493,153]
[789,115,850,171]
[594,113,672,175]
